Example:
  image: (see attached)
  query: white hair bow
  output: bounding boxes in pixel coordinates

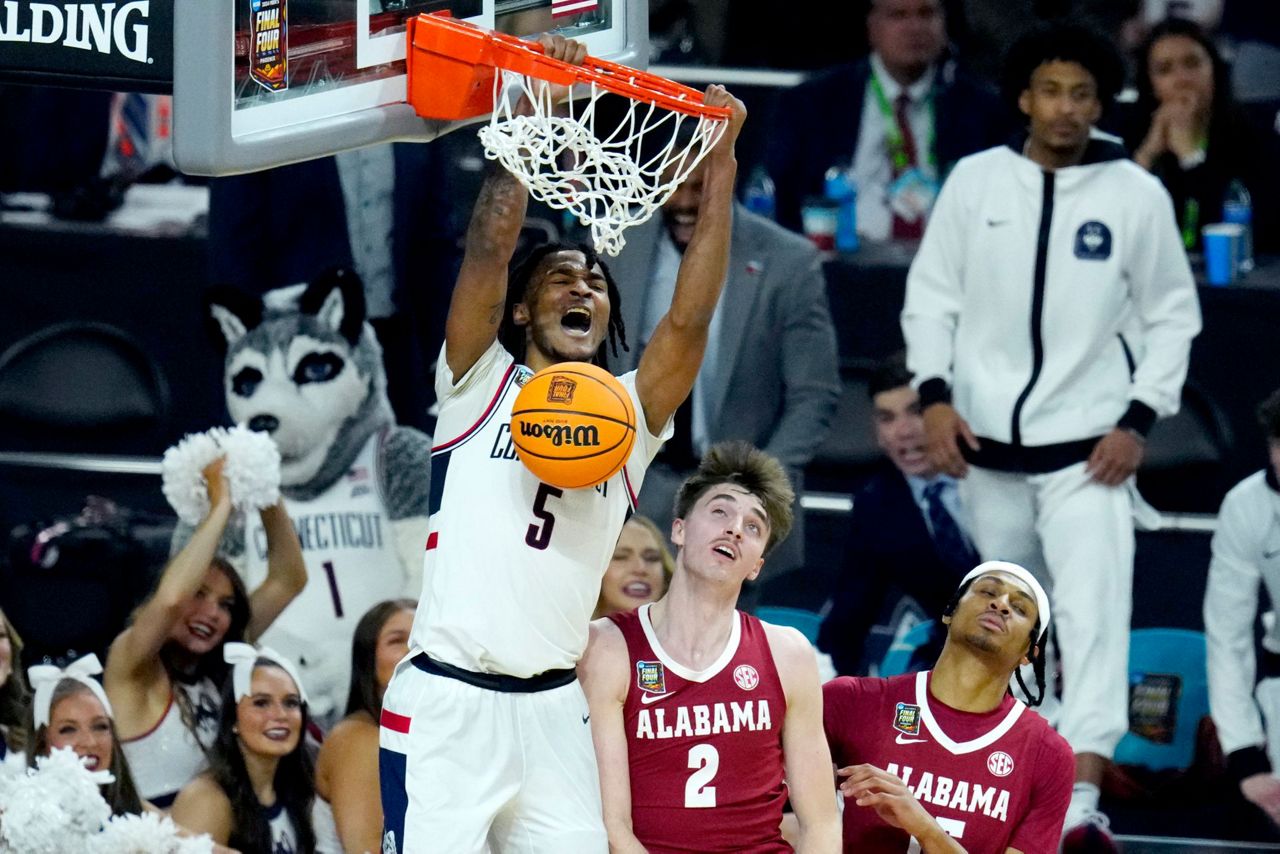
[223,642,308,705]
[28,653,114,730]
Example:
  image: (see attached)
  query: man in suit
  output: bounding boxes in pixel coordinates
[817,355,979,676]
[607,149,840,597]
[766,0,1012,240]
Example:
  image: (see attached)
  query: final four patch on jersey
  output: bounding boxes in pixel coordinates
[893,702,922,736]
[1074,220,1112,260]
[515,366,533,386]
[636,660,666,694]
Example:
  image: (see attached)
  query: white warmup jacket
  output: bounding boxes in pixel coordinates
[903,138,1202,472]
[1205,469,1280,778]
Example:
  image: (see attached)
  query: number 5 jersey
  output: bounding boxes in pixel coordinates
[610,603,792,854]
[824,671,1074,854]
[412,340,669,678]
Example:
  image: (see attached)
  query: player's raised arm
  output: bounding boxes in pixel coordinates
[578,619,647,854]
[634,86,746,435]
[768,625,841,853]
[443,35,587,379]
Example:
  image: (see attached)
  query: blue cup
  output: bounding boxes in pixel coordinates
[1202,223,1242,286]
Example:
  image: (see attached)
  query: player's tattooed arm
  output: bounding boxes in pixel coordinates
[578,620,648,853]
[445,164,528,379]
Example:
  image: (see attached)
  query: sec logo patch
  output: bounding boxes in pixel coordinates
[987,751,1015,777]
[734,664,760,691]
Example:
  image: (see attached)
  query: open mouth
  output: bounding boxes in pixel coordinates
[561,306,592,336]
[712,543,737,560]
[82,755,101,770]
[188,621,216,641]
[263,727,293,742]
[622,581,652,599]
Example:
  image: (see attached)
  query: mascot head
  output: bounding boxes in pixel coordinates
[205,269,393,495]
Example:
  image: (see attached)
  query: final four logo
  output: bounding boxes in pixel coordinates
[547,375,578,404]
[893,702,922,736]
[636,660,666,694]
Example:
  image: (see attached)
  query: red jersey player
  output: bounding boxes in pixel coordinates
[578,442,840,853]
[825,561,1073,854]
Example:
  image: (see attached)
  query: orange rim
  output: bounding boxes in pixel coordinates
[412,13,732,121]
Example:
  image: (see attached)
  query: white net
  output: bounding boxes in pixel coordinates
[477,68,727,256]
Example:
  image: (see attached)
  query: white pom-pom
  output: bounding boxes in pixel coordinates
[161,431,223,525]
[0,747,113,854]
[161,426,281,524]
[92,811,215,854]
[218,425,281,512]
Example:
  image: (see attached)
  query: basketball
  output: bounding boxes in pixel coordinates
[510,362,637,489]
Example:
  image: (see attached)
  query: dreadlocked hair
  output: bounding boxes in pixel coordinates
[499,242,629,372]
[942,578,1047,707]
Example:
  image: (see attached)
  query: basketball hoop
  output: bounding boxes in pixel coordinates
[406,13,731,256]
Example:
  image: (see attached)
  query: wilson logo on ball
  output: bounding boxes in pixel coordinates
[517,422,601,447]
[511,362,637,490]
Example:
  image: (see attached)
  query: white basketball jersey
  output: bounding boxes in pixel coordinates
[411,341,669,677]
[243,428,406,719]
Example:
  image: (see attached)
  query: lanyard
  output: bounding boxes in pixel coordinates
[869,71,936,172]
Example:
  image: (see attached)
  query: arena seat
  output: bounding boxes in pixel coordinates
[879,619,938,678]
[1137,382,1234,514]
[1115,628,1210,772]
[754,606,824,644]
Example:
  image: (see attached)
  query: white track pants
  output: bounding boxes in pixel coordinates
[960,462,1133,758]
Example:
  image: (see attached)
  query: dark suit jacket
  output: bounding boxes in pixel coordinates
[608,204,840,578]
[817,464,975,676]
[766,56,1013,232]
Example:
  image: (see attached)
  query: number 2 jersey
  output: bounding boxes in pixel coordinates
[824,672,1073,854]
[410,340,669,677]
[610,603,791,854]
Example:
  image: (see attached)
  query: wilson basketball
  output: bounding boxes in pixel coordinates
[511,362,637,489]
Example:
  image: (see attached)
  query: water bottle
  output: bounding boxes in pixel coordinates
[742,166,776,221]
[824,164,859,253]
[1222,179,1254,273]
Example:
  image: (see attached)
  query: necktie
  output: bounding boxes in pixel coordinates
[891,93,925,240]
[923,481,977,573]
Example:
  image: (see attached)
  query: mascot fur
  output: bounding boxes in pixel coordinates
[194,268,430,724]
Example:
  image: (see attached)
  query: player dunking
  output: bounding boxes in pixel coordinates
[824,561,1073,854]
[377,34,748,854]
[579,442,840,852]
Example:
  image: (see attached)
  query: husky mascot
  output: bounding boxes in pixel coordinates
[202,268,431,725]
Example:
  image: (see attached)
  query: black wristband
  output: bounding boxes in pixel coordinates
[1117,400,1157,437]
[1228,746,1273,784]
[918,378,952,410]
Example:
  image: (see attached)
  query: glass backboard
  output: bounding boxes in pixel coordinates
[173,0,645,176]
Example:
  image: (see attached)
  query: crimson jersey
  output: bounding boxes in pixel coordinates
[824,672,1073,854]
[610,603,791,853]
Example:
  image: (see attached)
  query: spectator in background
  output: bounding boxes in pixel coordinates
[314,599,415,854]
[26,655,146,817]
[609,134,840,601]
[0,607,28,768]
[817,355,978,677]
[105,459,306,807]
[767,0,1011,240]
[1205,387,1280,829]
[593,516,674,620]
[1126,17,1280,252]
[172,645,317,853]
[902,22,1201,844]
